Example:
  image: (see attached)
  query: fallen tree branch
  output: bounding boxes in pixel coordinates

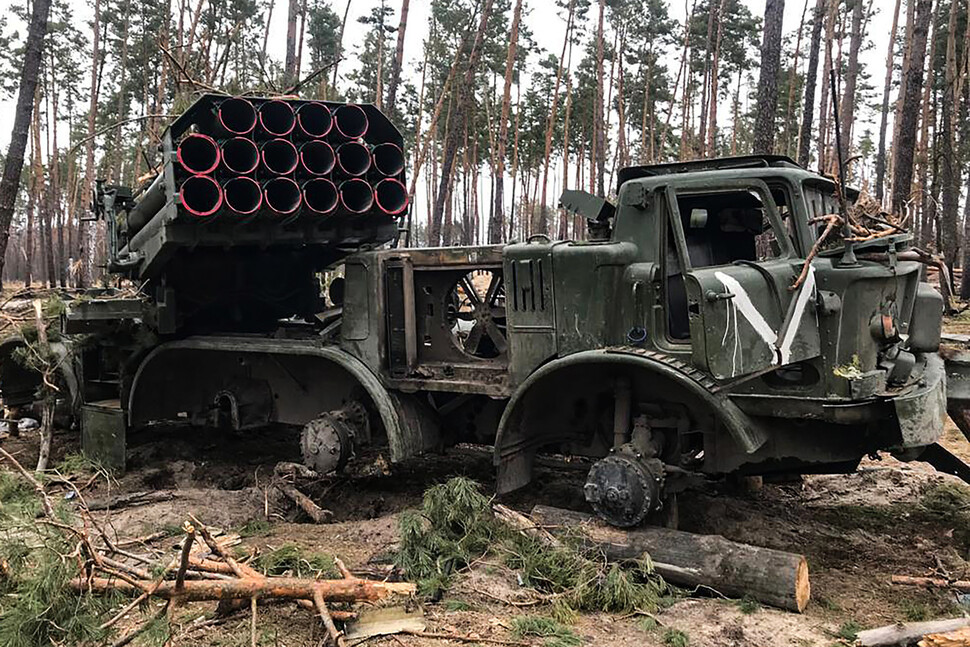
[856,617,970,647]
[399,630,529,646]
[891,574,970,592]
[276,481,333,524]
[72,576,416,602]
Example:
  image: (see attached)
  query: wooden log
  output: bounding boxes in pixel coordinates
[921,626,970,647]
[71,576,416,603]
[276,482,333,524]
[530,505,810,613]
[857,618,970,647]
[892,575,970,592]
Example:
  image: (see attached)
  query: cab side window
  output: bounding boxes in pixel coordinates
[675,190,784,268]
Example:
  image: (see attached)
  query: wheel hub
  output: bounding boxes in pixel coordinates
[584,450,664,527]
[300,406,366,474]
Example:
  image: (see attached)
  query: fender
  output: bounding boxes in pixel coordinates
[128,337,437,463]
[493,347,768,494]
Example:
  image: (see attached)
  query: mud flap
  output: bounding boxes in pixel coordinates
[919,443,970,485]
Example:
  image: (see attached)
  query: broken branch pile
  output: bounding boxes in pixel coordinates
[0,448,413,646]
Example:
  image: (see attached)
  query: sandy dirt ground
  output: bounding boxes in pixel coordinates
[4,414,970,647]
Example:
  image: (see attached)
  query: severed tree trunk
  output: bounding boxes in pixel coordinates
[385,0,410,115]
[816,0,837,171]
[430,0,494,246]
[797,0,825,167]
[874,0,902,203]
[752,0,786,154]
[0,0,52,287]
[891,0,934,218]
[838,0,864,159]
[490,0,522,244]
[531,505,810,613]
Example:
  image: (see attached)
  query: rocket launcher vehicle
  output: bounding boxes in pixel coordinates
[109,94,409,284]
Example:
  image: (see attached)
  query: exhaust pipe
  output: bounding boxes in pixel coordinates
[334,104,368,139]
[303,178,339,215]
[222,137,260,175]
[336,142,371,177]
[372,143,405,177]
[300,140,336,176]
[259,100,296,137]
[180,175,224,217]
[217,97,258,135]
[297,102,333,138]
[374,178,409,215]
[261,139,299,175]
[177,133,221,175]
[263,177,302,216]
[339,179,374,213]
[223,177,263,215]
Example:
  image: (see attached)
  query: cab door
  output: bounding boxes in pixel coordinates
[665,181,821,381]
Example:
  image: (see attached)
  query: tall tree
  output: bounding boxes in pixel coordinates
[429,0,494,245]
[490,0,522,243]
[891,0,934,217]
[594,0,605,195]
[874,0,902,202]
[752,0,785,153]
[797,0,824,167]
[838,0,865,157]
[0,0,52,287]
[285,0,301,85]
[385,0,410,115]
[939,0,960,272]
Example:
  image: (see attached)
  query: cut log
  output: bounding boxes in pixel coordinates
[530,505,810,613]
[921,626,970,647]
[72,576,416,603]
[276,482,333,524]
[857,618,970,646]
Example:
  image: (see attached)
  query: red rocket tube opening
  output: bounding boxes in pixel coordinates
[297,102,333,138]
[223,176,263,215]
[372,142,405,177]
[263,177,302,215]
[300,140,336,176]
[339,179,374,213]
[261,138,300,175]
[303,178,339,215]
[180,175,224,217]
[222,137,260,175]
[334,104,369,139]
[217,97,258,135]
[336,142,371,177]
[259,100,296,137]
[177,133,221,175]
[374,178,409,215]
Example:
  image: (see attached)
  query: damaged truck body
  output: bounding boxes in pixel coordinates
[0,94,962,528]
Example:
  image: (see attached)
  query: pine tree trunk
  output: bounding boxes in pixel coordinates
[706,0,727,156]
[0,0,51,287]
[430,0,494,246]
[385,0,410,115]
[874,0,902,203]
[594,0,606,196]
[490,0,522,244]
[331,0,353,88]
[940,0,960,273]
[816,0,837,171]
[891,0,934,218]
[79,0,102,289]
[285,0,299,86]
[698,2,718,149]
[539,0,576,234]
[753,0,786,154]
[838,0,864,158]
[661,1,696,162]
[797,0,825,167]
[784,0,809,157]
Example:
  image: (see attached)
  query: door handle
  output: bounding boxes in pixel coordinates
[705,290,735,303]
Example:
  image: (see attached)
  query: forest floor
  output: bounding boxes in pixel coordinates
[4,417,970,647]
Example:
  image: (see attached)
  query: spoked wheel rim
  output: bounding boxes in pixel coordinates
[447,270,507,359]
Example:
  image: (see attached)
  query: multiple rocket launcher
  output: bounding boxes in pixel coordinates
[126,96,409,237]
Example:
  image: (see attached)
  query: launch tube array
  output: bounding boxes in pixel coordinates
[146,97,409,230]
